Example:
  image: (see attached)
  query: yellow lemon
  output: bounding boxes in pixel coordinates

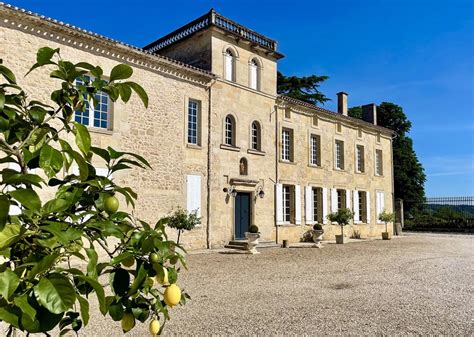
[121,313,135,332]
[149,319,160,336]
[155,265,169,286]
[163,284,181,308]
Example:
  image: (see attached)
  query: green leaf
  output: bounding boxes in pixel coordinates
[0,195,9,231]
[111,268,130,297]
[91,146,110,163]
[110,252,133,265]
[109,64,133,82]
[0,223,24,250]
[127,264,147,296]
[85,248,98,280]
[28,253,59,279]
[74,122,91,155]
[34,273,76,314]
[40,144,63,178]
[40,222,82,244]
[0,64,17,84]
[37,47,59,66]
[77,295,90,326]
[0,269,20,300]
[42,198,70,214]
[0,91,4,111]
[14,294,37,321]
[117,83,132,103]
[10,188,41,212]
[2,172,43,187]
[124,81,148,108]
[108,300,124,321]
[0,307,19,327]
[76,275,106,315]
[70,150,89,181]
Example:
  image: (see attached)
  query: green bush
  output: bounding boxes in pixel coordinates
[248,224,259,233]
[327,208,354,237]
[378,210,395,232]
[313,223,323,231]
[166,207,201,244]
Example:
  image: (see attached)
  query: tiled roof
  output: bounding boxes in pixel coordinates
[277,95,396,135]
[0,2,216,80]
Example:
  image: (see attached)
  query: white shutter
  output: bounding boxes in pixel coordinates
[331,188,338,213]
[295,185,301,225]
[249,63,257,89]
[353,190,360,223]
[345,189,351,209]
[322,187,328,224]
[186,175,201,217]
[376,191,385,223]
[225,54,233,81]
[305,186,314,225]
[276,183,283,225]
[366,192,371,224]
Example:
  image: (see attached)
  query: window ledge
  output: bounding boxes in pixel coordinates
[334,167,346,172]
[247,149,266,156]
[355,171,366,175]
[220,144,240,152]
[186,143,202,150]
[279,160,296,165]
[277,223,300,227]
[88,127,113,135]
[375,174,384,177]
[308,164,322,169]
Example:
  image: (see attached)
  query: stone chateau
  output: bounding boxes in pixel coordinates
[1,4,395,249]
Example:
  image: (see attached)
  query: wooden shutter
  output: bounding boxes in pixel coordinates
[331,188,338,213]
[186,175,201,217]
[295,185,301,225]
[366,192,371,224]
[305,186,313,225]
[322,187,328,224]
[353,190,360,223]
[276,183,283,225]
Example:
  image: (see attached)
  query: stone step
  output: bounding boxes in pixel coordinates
[225,240,280,251]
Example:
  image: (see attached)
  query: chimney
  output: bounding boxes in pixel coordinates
[362,103,377,125]
[337,92,348,116]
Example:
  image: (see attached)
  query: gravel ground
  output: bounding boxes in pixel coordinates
[3,233,473,336]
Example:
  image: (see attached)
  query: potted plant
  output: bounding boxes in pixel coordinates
[245,225,261,254]
[312,223,324,248]
[379,210,395,240]
[327,208,354,244]
[166,207,201,245]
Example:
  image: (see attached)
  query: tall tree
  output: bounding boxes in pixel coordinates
[349,102,426,214]
[277,71,330,106]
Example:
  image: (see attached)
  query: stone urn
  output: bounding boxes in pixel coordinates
[245,232,260,254]
[312,229,324,248]
[382,232,391,240]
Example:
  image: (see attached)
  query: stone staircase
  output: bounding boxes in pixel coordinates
[225,239,280,251]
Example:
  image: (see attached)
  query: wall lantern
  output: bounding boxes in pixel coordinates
[255,185,265,199]
[223,185,237,198]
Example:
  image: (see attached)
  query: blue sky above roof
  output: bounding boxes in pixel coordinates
[5,0,474,196]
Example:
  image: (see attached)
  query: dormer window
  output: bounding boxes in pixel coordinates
[249,58,260,90]
[224,49,236,82]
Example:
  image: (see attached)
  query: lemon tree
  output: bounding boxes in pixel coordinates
[0,48,189,336]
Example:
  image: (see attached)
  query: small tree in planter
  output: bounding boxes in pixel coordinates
[327,208,354,244]
[166,208,201,245]
[379,210,395,240]
[245,225,260,254]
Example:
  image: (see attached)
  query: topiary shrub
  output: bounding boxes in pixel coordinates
[327,208,354,237]
[379,210,395,233]
[248,224,259,233]
[313,223,323,231]
[166,207,201,245]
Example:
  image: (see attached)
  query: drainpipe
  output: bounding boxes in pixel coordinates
[391,131,398,235]
[274,104,279,244]
[206,79,216,249]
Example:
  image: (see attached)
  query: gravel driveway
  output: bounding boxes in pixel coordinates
[4,234,473,336]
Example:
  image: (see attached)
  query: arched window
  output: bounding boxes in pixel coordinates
[239,158,248,175]
[224,49,235,82]
[224,115,235,146]
[249,58,260,90]
[251,121,261,151]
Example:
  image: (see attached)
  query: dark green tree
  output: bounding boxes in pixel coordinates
[348,102,426,214]
[277,71,330,106]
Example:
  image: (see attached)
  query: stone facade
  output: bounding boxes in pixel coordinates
[0,5,395,249]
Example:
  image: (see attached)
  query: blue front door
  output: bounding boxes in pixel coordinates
[235,192,251,239]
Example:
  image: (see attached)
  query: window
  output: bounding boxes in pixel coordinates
[281,128,293,162]
[187,99,200,145]
[356,191,367,222]
[224,115,235,146]
[375,149,383,176]
[335,140,344,170]
[312,187,322,223]
[337,189,346,210]
[282,185,293,223]
[224,49,235,82]
[251,121,261,151]
[249,58,260,90]
[310,134,321,166]
[75,75,111,130]
[356,145,365,173]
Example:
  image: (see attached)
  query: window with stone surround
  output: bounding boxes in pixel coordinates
[282,185,294,223]
[249,58,260,90]
[187,99,200,145]
[375,149,383,176]
[224,115,236,146]
[251,121,261,151]
[281,128,293,162]
[337,189,346,210]
[356,145,365,173]
[224,49,236,82]
[335,140,344,170]
[75,75,111,130]
[310,134,321,166]
[312,187,323,223]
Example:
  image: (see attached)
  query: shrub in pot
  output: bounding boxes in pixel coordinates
[312,223,324,247]
[245,225,260,254]
[379,210,395,240]
[327,208,354,244]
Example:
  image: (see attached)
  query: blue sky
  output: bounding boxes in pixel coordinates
[6,0,474,196]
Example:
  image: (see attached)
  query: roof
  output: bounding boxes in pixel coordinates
[0,2,216,83]
[143,9,284,60]
[277,95,396,136]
